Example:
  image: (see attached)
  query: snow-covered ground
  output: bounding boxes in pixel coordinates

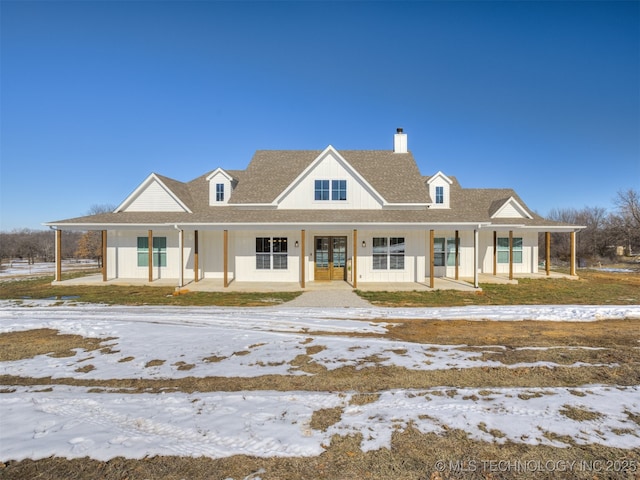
[1,301,639,462]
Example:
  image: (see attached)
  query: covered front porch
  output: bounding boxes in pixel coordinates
[50,269,577,293]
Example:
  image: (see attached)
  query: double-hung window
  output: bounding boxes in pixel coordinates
[137,237,167,267]
[215,183,224,202]
[497,237,523,264]
[256,237,288,270]
[435,186,444,204]
[434,237,459,267]
[315,179,347,201]
[372,237,405,270]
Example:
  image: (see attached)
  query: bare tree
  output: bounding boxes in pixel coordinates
[75,204,116,265]
[615,188,640,227]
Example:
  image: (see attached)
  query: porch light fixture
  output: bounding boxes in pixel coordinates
[295,240,299,248]
[362,240,366,248]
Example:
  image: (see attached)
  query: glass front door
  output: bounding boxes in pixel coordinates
[314,236,347,281]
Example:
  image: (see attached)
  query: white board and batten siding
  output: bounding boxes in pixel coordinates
[122,180,187,212]
[277,152,383,210]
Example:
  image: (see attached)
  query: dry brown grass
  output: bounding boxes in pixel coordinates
[1,428,638,480]
[0,328,117,362]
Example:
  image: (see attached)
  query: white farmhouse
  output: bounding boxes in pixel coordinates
[47,129,581,289]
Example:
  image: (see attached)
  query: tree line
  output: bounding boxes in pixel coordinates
[1,191,638,267]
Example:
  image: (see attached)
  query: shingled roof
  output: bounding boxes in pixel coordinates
[47,147,576,230]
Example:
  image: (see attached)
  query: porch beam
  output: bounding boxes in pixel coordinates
[353,229,357,289]
[570,231,576,276]
[223,229,229,288]
[492,231,497,276]
[509,230,514,281]
[429,229,434,289]
[454,230,459,280]
[545,231,551,276]
[148,230,153,282]
[102,230,107,282]
[194,230,199,283]
[55,229,62,282]
[301,229,306,289]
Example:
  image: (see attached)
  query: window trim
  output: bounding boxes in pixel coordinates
[372,236,405,270]
[497,237,523,264]
[137,236,167,267]
[256,236,288,270]
[215,183,224,202]
[314,179,347,202]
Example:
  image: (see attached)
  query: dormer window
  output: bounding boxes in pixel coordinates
[427,171,452,209]
[315,179,347,201]
[206,168,235,206]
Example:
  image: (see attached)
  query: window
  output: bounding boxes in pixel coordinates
[434,237,459,267]
[256,237,288,270]
[435,186,444,204]
[315,179,347,201]
[272,237,288,269]
[137,236,167,267]
[373,237,405,270]
[497,237,522,264]
[331,180,347,201]
[314,180,329,201]
[216,183,224,202]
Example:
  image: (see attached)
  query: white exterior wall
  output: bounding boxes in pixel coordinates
[355,230,425,283]
[278,153,383,210]
[123,182,186,212]
[107,230,192,280]
[479,230,539,274]
[233,230,299,282]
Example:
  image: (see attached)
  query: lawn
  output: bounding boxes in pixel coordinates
[0,269,638,479]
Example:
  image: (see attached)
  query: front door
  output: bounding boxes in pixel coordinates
[314,236,347,281]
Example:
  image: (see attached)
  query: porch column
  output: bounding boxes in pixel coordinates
[194,230,199,282]
[545,232,551,276]
[300,229,306,289]
[474,229,479,288]
[570,231,576,276]
[148,230,153,282]
[178,229,184,288]
[102,230,107,282]
[429,229,434,289]
[55,229,62,282]
[454,230,459,280]
[509,230,514,281]
[352,229,357,289]
[223,229,229,288]
[492,231,497,276]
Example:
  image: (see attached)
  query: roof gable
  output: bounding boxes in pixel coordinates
[490,196,533,219]
[115,173,192,213]
[228,148,430,205]
[275,146,386,208]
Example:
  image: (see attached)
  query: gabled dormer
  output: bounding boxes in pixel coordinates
[490,196,533,219]
[426,171,453,209]
[206,168,236,206]
[115,173,192,213]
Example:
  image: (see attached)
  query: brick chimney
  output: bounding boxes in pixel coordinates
[393,127,407,153]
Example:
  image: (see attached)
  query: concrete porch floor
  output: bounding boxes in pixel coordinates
[51,271,575,293]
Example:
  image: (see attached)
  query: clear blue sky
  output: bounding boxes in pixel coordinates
[1,1,638,231]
